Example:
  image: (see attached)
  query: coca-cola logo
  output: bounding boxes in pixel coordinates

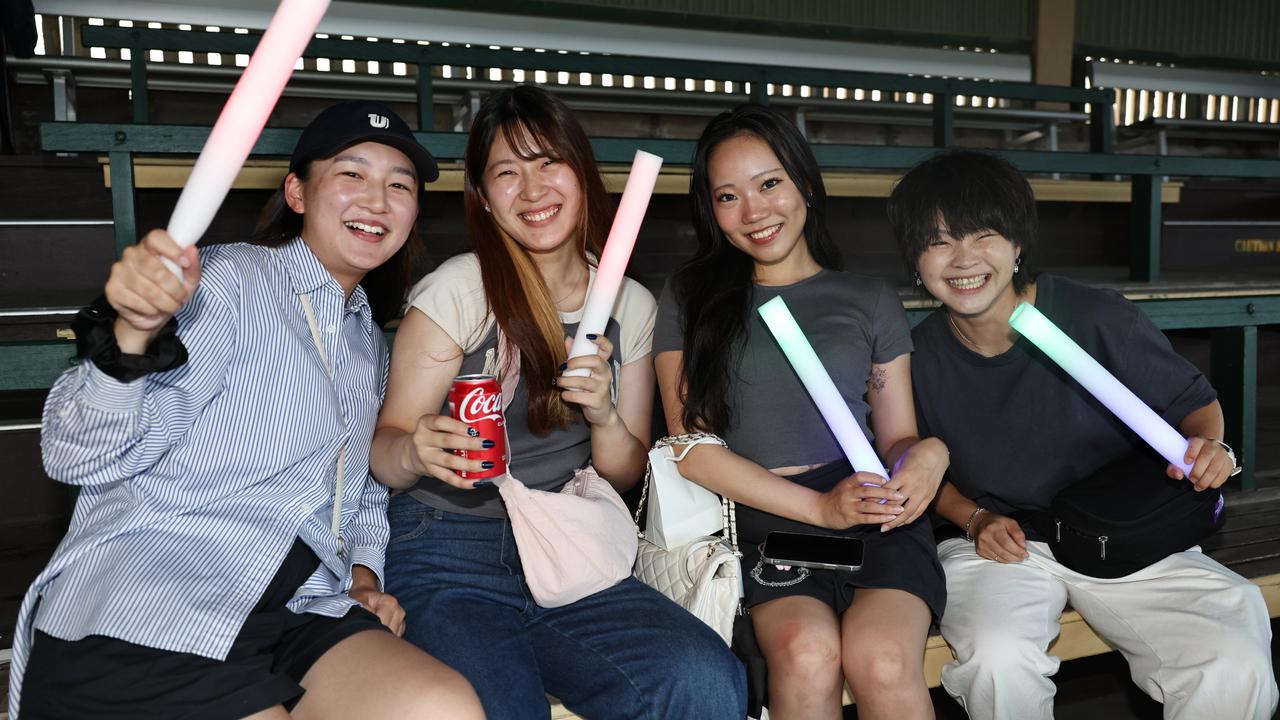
[458,387,502,423]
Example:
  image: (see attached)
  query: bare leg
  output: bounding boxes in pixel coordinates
[241,707,291,720]
[292,630,483,720]
[840,588,934,720]
[751,595,843,720]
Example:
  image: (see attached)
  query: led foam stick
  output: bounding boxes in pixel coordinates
[757,296,890,479]
[163,0,330,275]
[564,150,664,377]
[1008,302,1193,475]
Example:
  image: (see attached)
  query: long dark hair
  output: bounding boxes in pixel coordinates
[674,104,842,434]
[464,85,612,434]
[250,160,425,326]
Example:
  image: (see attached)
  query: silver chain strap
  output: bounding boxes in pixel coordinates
[748,557,811,587]
[634,433,740,557]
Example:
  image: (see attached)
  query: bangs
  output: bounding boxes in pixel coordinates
[498,117,565,163]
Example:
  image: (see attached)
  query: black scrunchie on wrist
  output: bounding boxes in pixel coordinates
[72,295,189,383]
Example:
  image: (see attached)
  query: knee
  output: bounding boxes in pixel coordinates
[957,627,1053,681]
[766,624,843,695]
[1194,640,1279,713]
[843,640,917,699]
[663,631,746,701]
[403,666,485,720]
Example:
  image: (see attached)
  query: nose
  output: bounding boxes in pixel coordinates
[950,239,979,267]
[740,191,768,225]
[519,171,548,202]
[361,182,389,213]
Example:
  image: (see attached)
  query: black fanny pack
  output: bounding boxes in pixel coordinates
[1029,449,1225,578]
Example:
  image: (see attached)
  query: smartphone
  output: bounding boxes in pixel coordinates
[760,531,865,572]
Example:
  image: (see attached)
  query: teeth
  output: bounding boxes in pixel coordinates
[520,206,559,223]
[947,275,988,290]
[748,224,781,240]
[345,221,384,235]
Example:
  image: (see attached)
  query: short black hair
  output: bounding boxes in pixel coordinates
[887,150,1038,293]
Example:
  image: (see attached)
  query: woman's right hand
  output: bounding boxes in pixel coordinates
[405,413,496,489]
[970,511,1030,563]
[817,472,906,529]
[105,230,201,353]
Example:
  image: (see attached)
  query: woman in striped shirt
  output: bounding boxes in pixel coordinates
[15,101,483,720]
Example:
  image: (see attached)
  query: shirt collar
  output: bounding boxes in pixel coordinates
[276,237,375,332]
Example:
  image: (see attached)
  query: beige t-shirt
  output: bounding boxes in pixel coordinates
[404,252,656,517]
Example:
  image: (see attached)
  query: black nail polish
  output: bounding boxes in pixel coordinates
[482,461,495,469]
[586,333,598,340]
[482,439,496,449]
[472,480,493,489]
[467,427,479,437]
[558,362,567,371]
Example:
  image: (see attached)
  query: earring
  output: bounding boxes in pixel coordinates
[483,204,491,213]
[1013,257,1021,274]
[913,271,922,287]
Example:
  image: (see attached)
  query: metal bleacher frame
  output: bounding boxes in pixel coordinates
[8,24,1280,491]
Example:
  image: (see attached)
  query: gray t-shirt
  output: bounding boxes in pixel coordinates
[911,273,1218,518]
[654,270,913,469]
[403,254,656,518]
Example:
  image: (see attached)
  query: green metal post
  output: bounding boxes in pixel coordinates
[129,34,149,123]
[749,71,768,105]
[1211,325,1257,491]
[108,150,137,258]
[416,62,434,131]
[1129,174,1162,282]
[933,93,954,147]
[1089,96,1113,154]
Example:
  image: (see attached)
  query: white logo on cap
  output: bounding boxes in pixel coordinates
[368,113,389,129]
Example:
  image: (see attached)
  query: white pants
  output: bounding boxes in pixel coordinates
[937,538,1277,720]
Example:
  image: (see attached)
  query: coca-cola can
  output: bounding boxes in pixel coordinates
[447,374,507,479]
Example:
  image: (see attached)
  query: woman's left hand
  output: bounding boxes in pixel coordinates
[350,566,406,636]
[555,335,618,427]
[1169,436,1238,491]
[879,437,949,531]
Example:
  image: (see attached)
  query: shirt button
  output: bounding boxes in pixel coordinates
[300,501,313,514]
[326,324,336,334]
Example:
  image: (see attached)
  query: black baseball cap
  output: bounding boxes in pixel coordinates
[289,100,439,184]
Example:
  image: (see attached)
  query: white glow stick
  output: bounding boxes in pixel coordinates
[162,0,330,276]
[757,296,890,479]
[564,150,663,376]
[1008,302,1193,475]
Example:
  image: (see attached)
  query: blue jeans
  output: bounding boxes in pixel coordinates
[384,494,747,720]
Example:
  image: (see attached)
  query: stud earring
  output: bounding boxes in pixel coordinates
[483,204,491,213]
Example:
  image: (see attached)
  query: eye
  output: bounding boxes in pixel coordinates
[542,158,558,168]
[761,177,781,190]
[928,239,950,248]
[341,170,361,179]
[390,181,413,192]
[715,192,736,203]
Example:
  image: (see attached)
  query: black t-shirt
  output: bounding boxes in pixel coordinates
[911,273,1217,519]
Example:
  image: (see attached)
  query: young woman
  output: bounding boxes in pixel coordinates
[888,149,1277,720]
[370,85,746,720]
[653,104,949,720]
[14,101,483,720]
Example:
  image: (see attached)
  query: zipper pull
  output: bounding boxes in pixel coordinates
[1099,535,1108,560]
[1055,520,1061,543]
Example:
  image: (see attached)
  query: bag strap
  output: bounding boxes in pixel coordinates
[297,291,347,559]
[634,433,740,556]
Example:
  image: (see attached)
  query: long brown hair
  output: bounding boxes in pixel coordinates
[465,85,611,434]
[251,158,425,327]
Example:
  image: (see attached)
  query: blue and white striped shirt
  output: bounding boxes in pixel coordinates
[9,238,391,717]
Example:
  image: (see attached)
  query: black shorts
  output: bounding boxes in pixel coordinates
[736,460,947,624]
[21,538,389,720]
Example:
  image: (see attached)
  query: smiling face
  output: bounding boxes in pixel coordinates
[916,223,1021,320]
[285,141,419,293]
[479,129,583,257]
[706,133,811,274]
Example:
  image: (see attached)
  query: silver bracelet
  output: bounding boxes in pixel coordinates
[963,507,989,542]
[1214,439,1244,477]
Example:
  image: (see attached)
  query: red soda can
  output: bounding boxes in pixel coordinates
[447,374,507,479]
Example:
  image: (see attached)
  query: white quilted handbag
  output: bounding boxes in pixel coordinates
[632,434,743,644]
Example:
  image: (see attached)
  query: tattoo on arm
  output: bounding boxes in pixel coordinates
[869,367,887,393]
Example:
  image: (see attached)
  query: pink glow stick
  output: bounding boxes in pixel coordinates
[564,150,663,376]
[163,0,330,276]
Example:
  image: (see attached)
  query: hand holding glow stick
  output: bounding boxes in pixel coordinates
[564,150,663,377]
[757,296,890,479]
[1008,301,1193,475]
[162,0,330,277]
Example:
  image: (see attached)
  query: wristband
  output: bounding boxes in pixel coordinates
[72,295,189,383]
